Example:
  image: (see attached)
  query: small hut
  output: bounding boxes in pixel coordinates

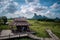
[9,17,30,32]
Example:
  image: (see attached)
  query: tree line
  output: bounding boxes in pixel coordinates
[37,18,60,22]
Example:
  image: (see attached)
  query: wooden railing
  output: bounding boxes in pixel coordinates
[0,34,28,40]
[0,29,60,40]
[46,29,60,40]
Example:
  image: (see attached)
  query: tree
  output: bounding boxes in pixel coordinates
[2,16,7,24]
[0,17,3,25]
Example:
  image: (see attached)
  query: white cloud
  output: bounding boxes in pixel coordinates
[0,0,19,15]
[45,11,56,19]
[9,0,47,18]
[0,0,60,19]
[17,0,48,18]
[25,0,39,4]
[50,2,60,9]
[0,0,10,14]
[0,0,46,18]
[42,2,60,19]
[5,13,19,18]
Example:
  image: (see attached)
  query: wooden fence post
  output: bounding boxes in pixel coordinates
[9,34,10,39]
[19,33,20,37]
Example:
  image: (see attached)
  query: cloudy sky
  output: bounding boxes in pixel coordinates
[0,0,60,18]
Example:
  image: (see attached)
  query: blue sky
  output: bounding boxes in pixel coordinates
[40,0,60,6]
[0,0,60,18]
[14,0,60,6]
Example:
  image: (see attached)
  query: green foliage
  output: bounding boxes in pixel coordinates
[0,17,3,25]
[0,16,7,25]
[33,17,60,22]
[2,16,7,24]
[18,38,33,40]
[37,19,55,22]
[28,20,60,38]
[0,25,9,30]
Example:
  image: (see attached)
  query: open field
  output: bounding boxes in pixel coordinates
[0,20,60,40]
[28,20,60,38]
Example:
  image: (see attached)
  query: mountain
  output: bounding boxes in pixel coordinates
[54,17,60,21]
[32,13,47,19]
[32,13,60,21]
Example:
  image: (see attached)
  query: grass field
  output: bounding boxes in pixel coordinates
[0,20,60,40]
[28,20,60,38]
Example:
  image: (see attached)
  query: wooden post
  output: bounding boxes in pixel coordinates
[19,33,20,37]
[0,28,2,35]
[9,34,10,39]
[17,33,20,40]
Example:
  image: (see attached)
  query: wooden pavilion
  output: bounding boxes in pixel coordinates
[9,17,30,32]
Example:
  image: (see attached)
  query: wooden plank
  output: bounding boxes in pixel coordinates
[0,29,59,40]
[44,38,53,40]
[28,34,54,40]
[0,30,35,40]
[0,34,28,40]
[46,29,60,40]
[28,34,43,40]
[0,33,54,40]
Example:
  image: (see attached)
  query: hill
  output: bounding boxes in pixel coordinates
[32,13,60,22]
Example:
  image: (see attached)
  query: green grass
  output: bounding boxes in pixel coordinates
[16,38,33,40]
[0,20,60,40]
[28,20,60,38]
[8,37,33,40]
[0,25,9,30]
